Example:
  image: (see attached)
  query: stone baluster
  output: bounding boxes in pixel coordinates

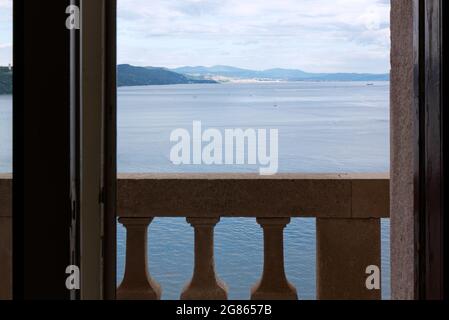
[181,217,228,300]
[117,217,161,300]
[251,218,298,300]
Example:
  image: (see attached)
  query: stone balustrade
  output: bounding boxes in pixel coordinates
[116,173,389,300]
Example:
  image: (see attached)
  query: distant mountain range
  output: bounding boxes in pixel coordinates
[172,65,390,82]
[0,67,12,94]
[119,64,389,87]
[0,64,390,94]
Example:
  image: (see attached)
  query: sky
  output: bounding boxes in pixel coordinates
[118,0,390,73]
[0,0,12,67]
[0,0,391,73]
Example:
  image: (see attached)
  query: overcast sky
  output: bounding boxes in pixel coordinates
[0,0,12,66]
[0,0,391,73]
[118,0,390,73]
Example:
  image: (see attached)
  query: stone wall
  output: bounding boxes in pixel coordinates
[0,174,11,300]
[390,0,417,300]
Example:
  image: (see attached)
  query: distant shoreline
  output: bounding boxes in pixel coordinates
[1,64,390,93]
[117,80,390,89]
[117,64,389,88]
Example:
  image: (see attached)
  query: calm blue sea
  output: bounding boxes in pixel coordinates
[0,81,390,299]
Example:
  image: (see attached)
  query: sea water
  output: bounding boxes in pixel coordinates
[0,81,390,299]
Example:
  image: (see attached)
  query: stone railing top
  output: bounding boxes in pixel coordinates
[117,173,390,219]
[116,172,389,180]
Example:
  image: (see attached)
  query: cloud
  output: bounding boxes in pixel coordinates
[0,0,11,9]
[0,0,390,72]
[117,0,390,73]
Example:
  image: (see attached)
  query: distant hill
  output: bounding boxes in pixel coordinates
[118,64,217,87]
[172,65,390,82]
[0,67,12,94]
